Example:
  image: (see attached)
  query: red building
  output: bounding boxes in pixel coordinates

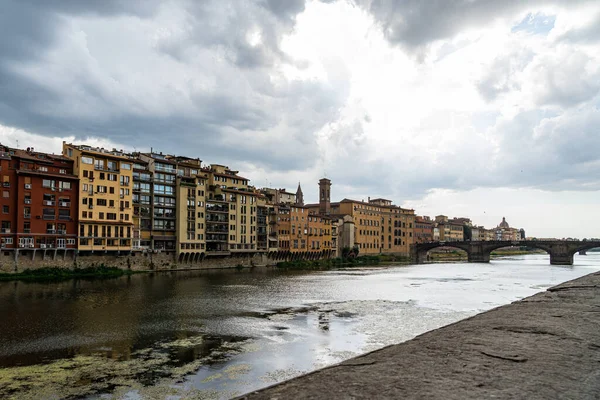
[0,145,79,251]
[413,216,434,243]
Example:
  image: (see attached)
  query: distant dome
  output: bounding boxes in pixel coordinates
[499,217,510,228]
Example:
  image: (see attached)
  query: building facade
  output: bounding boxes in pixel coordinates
[413,216,434,243]
[63,143,134,253]
[0,146,79,251]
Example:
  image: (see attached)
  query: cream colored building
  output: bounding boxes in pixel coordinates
[203,164,259,254]
[63,143,134,252]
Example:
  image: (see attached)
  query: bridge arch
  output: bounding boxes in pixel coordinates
[413,240,600,266]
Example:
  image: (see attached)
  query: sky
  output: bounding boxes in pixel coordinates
[1,0,599,239]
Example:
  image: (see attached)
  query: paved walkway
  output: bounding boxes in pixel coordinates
[239,271,600,399]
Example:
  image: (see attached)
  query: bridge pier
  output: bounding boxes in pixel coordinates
[550,253,574,266]
[579,250,587,256]
[468,252,490,263]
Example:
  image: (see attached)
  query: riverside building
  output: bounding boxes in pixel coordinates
[0,145,79,252]
[63,143,134,253]
[306,179,415,257]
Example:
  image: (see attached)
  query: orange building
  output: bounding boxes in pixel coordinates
[413,216,434,243]
[275,204,333,258]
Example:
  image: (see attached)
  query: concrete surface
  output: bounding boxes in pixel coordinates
[239,271,600,399]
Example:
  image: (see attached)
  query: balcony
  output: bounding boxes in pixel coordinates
[24,214,31,219]
[206,205,229,213]
[58,230,67,235]
[44,200,55,206]
[206,228,229,234]
[47,229,56,234]
[206,218,228,224]
[59,202,70,207]
[58,215,71,221]
[23,229,31,233]
[24,183,32,189]
[2,182,10,188]
[24,199,32,204]
[1,228,10,233]
[43,215,56,220]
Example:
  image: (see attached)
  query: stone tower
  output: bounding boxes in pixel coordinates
[295,182,304,206]
[319,178,331,215]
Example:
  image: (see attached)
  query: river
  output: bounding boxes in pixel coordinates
[0,253,599,399]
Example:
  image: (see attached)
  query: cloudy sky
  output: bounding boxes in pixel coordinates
[1,0,599,238]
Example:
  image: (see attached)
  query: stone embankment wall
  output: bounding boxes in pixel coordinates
[0,249,275,273]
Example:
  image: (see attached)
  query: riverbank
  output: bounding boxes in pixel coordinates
[0,266,138,282]
[239,270,600,399]
[427,249,545,262]
[275,255,409,270]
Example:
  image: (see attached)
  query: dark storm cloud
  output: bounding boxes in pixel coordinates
[346,0,595,51]
[0,0,160,60]
[0,0,347,173]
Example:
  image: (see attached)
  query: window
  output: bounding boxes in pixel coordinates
[2,205,7,214]
[153,184,173,195]
[58,209,70,220]
[121,163,131,170]
[82,156,93,164]
[43,208,55,219]
[120,176,130,186]
[3,191,9,198]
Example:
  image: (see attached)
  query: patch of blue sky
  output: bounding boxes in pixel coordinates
[511,13,556,35]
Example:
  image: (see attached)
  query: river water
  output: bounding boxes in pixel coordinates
[0,253,599,399]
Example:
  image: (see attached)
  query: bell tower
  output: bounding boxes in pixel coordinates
[295,182,304,206]
[319,178,331,215]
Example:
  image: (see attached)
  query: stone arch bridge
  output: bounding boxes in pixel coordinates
[412,240,600,265]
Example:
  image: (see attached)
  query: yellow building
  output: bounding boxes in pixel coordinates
[306,180,415,257]
[63,143,134,252]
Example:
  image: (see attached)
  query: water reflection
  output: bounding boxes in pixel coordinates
[0,254,598,399]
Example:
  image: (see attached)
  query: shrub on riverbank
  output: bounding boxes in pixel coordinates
[0,265,135,282]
